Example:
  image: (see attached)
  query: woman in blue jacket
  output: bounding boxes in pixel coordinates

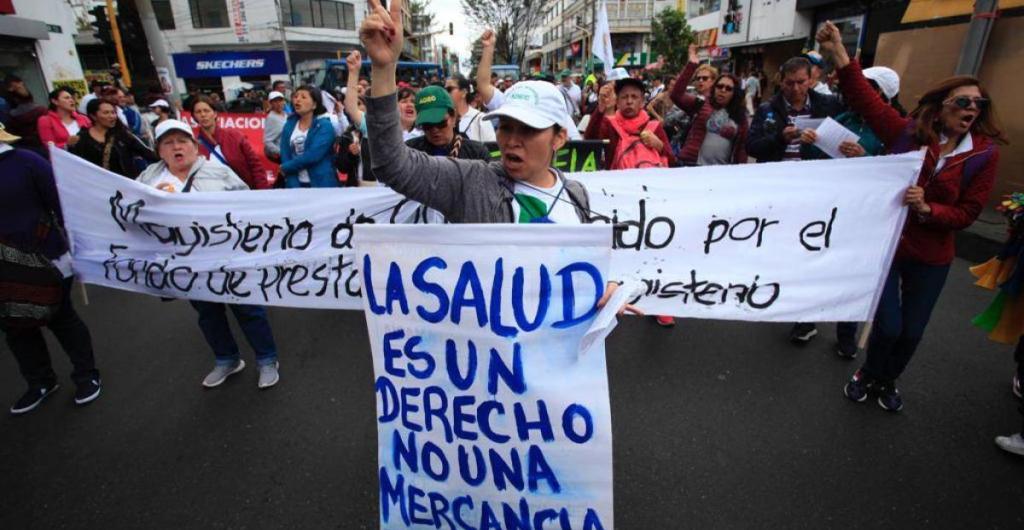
[279,85,339,188]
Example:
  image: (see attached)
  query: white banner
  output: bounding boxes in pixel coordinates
[357,224,616,529]
[50,149,922,321]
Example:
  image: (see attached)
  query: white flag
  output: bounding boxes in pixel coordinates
[592,0,615,70]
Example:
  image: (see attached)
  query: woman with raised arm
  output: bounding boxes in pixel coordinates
[360,0,637,312]
[816,21,1007,413]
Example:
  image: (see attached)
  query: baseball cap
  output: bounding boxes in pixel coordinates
[154,119,195,143]
[268,90,285,101]
[148,98,170,109]
[862,66,900,100]
[615,76,645,94]
[414,85,454,126]
[606,67,629,81]
[0,122,21,143]
[802,50,825,67]
[483,80,570,130]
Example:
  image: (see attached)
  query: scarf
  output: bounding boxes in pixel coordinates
[612,110,652,136]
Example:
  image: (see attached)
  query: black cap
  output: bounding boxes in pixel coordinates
[614,77,645,94]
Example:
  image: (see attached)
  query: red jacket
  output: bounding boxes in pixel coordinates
[196,126,269,189]
[584,110,677,167]
[838,59,1000,266]
[37,110,92,151]
[670,61,748,165]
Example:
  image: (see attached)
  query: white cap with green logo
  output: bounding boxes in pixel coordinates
[482,80,570,130]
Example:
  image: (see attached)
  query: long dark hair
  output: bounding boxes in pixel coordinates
[910,76,1007,146]
[294,85,328,115]
[713,73,747,125]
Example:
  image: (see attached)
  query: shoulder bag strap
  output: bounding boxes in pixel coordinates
[198,134,229,166]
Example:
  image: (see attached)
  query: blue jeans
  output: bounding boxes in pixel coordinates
[862,259,951,382]
[188,301,278,366]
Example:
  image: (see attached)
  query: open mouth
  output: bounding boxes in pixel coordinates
[173,153,185,162]
[504,153,524,164]
[960,113,977,129]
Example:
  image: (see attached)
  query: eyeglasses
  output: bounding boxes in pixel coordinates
[715,84,734,92]
[946,96,989,110]
[695,76,712,82]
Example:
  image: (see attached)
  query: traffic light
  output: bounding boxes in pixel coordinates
[89,5,112,45]
[449,22,453,36]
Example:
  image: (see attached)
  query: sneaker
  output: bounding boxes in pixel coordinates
[10,383,59,415]
[202,360,246,388]
[995,433,1024,457]
[843,369,872,403]
[789,323,818,344]
[876,381,904,412]
[836,338,858,359]
[655,315,675,327]
[258,362,280,389]
[1013,374,1021,399]
[74,379,102,406]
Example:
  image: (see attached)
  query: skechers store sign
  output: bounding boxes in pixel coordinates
[172,51,288,78]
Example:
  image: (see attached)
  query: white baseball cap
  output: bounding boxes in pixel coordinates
[154,119,195,143]
[268,90,285,101]
[606,67,630,81]
[483,80,570,130]
[148,99,170,109]
[863,66,900,100]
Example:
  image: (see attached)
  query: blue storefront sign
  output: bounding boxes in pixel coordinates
[172,50,288,78]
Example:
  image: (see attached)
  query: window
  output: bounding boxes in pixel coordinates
[151,0,175,30]
[189,0,228,28]
[283,0,356,30]
[687,0,721,18]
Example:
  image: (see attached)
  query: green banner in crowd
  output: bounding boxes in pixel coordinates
[485,140,606,172]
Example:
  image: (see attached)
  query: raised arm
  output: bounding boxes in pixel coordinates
[344,50,365,129]
[362,0,488,218]
[669,44,702,113]
[475,30,497,106]
[817,21,908,147]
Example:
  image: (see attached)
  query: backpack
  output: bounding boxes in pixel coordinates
[606,116,668,170]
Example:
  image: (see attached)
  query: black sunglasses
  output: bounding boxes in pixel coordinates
[947,96,989,110]
[695,76,712,82]
[715,83,734,92]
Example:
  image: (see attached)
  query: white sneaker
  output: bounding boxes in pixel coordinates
[258,362,280,389]
[202,360,246,388]
[995,433,1024,457]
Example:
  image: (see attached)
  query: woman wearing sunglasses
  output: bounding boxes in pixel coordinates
[668,45,748,166]
[817,21,1008,412]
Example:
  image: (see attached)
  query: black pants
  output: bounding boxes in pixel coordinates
[1015,337,1024,432]
[3,278,98,388]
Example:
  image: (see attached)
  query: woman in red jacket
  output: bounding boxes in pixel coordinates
[818,22,1008,412]
[37,88,91,153]
[670,44,749,166]
[189,96,269,189]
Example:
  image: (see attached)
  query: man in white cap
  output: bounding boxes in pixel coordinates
[263,90,288,162]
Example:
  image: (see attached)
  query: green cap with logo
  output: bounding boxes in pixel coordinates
[414,85,454,126]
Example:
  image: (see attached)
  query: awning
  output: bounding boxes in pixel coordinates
[0,15,49,40]
[901,0,1024,23]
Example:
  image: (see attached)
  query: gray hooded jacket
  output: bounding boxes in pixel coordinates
[366,94,590,223]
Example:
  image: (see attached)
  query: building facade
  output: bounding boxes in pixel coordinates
[1,0,86,100]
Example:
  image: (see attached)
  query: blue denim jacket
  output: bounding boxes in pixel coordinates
[279,114,338,188]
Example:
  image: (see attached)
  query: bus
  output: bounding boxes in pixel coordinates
[491,64,521,82]
[295,59,445,93]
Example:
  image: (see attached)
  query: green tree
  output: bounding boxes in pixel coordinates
[650,7,695,76]
[408,0,434,33]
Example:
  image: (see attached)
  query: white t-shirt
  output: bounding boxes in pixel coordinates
[458,107,496,142]
[290,125,311,183]
[63,120,81,138]
[403,128,423,142]
[511,178,581,224]
[151,168,187,193]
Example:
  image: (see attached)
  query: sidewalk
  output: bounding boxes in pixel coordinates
[957,206,1006,263]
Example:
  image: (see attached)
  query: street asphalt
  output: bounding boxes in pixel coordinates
[2,258,1022,529]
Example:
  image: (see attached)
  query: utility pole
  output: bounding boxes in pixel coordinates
[106,0,131,88]
[275,0,294,85]
[955,0,998,76]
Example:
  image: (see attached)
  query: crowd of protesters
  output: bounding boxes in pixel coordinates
[1,4,1022,460]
